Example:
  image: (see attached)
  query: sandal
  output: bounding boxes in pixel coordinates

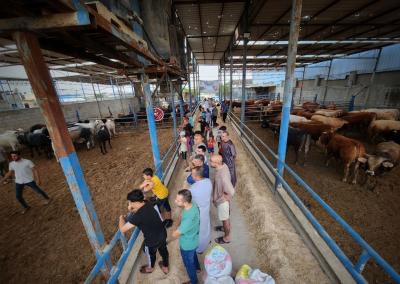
[139,265,154,274]
[214,226,224,232]
[215,236,230,244]
[158,261,169,274]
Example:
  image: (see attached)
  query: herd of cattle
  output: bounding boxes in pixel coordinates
[259,101,400,186]
[0,118,117,158]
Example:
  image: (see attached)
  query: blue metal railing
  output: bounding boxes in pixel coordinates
[229,112,400,284]
[84,101,200,283]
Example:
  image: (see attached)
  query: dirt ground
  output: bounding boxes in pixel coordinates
[246,121,400,283]
[0,129,173,284]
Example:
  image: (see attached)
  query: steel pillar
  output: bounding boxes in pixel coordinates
[364,48,382,107]
[168,75,177,139]
[79,78,87,101]
[240,39,248,129]
[178,85,185,122]
[192,55,196,105]
[110,77,117,99]
[130,81,138,126]
[276,0,303,179]
[219,67,222,102]
[141,73,162,178]
[13,31,110,277]
[197,64,200,100]
[299,66,306,104]
[96,83,102,101]
[115,79,125,114]
[90,77,103,118]
[322,59,333,105]
[187,52,193,111]
[229,43,233,112]
[223,66,226,101]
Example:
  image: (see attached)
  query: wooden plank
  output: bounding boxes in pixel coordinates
[84,2,163,66]
[86,1,148,50]
[0,12,92,31]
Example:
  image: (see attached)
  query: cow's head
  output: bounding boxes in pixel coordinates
[358,154,394,176]
[317,131,334,148]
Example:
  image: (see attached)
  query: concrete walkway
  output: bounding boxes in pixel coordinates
[131,117,330,284]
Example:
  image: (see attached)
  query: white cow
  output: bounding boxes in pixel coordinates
[104,119,117,137]
[0,130,20,150]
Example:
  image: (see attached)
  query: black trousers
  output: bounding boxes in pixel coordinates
[222,112,228,123]
[16,181,49,208]
[144,240,169,268]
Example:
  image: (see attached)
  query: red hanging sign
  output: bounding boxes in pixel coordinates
[154,107,164,121]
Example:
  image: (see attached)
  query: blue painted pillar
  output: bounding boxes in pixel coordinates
[13,31,110,277]
[129,81,138,126]
[276,0,303,180]
[168,76,178,138]
[141,74,163,178]
[349,95,356,112]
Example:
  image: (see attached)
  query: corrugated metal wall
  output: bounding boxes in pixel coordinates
[295,43,400,80]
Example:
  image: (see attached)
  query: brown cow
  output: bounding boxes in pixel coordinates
[302,102,319,112]
[314,109,346,118]
[311,115,349,130]
[294,109,314,119]
[290,122,332,142]
[341,112,376,130]
[318,132,366,184]
[254,99,270,106]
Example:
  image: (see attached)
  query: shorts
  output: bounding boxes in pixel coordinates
[217,201,230,221]
[207,147,214,153]
[181,151,187,160]
[156,197,172,213]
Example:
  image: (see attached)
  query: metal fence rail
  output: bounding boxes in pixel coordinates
[229,112,400,284]
[84,102,200,284]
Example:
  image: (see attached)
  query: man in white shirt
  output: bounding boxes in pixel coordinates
[1,151,50,214]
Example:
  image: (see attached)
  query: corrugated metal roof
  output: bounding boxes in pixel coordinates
[175,0,400,67]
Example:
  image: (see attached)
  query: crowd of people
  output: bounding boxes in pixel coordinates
[119,98,237,284]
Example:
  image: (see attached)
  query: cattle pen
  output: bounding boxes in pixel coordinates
[0,1,400,284]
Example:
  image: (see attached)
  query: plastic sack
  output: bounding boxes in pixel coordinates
[204,245,233,278]
[205,275,235,284]
[235,264,275,284]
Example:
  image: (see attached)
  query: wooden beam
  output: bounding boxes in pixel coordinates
[39,40,125,69]
[0,12,91,32]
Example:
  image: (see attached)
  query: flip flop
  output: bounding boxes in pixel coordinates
[215,236,230,244]
[139,265,153,274]
[214,225,224,232]
[158,261,169,275]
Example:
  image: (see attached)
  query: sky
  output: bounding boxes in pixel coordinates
[199,65,218,81]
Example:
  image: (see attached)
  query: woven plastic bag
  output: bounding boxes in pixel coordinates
[204,244,234,283]
[235,264,275,284]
